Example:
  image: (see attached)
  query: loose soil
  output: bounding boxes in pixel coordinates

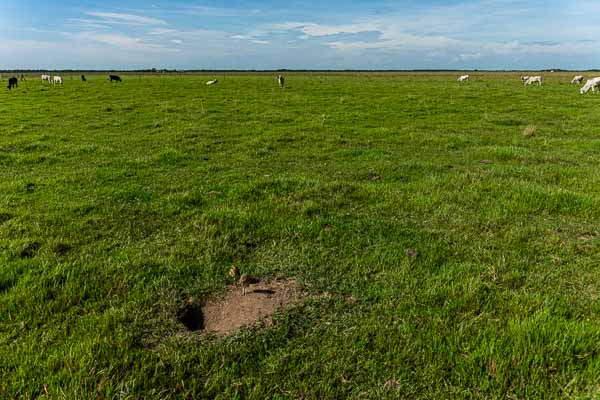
[195,279,302,336]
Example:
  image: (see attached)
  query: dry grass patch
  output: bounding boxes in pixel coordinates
[523,124,538,137]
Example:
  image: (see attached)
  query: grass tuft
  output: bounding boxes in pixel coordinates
[523,124,538,137]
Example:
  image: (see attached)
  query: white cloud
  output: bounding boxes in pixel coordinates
[148,28,177,35]
[270,22,378,37]
[65,31,175,53]
[230,34,253,40]
[179,6,260,17]
[64,19,111,30]
[85,12,167,26]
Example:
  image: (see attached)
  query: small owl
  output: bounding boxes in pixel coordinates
[239,274,250,295]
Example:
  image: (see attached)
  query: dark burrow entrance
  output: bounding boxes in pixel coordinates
[178,305,205,332]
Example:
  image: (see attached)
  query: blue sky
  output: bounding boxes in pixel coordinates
[2,0,600,70]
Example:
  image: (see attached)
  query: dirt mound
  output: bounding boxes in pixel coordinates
[184,279,301,336]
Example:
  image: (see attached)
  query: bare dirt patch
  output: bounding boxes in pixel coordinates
[184,279,302,337]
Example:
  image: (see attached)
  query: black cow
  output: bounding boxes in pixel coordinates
[109,75,122,83]
[81,75,87,82]
[7,77,18,90]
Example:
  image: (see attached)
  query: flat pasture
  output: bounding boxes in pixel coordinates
[1,73,599,399]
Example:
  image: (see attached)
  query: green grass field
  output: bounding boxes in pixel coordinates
[1,73,599,399]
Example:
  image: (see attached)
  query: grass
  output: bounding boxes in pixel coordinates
[1,72,600,399]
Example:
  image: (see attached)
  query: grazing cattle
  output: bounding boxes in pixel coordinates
[580,77,600,94]
[277,74,285,88]
[52,76,63,85]
[457,74,469,82]
[525,76,543,86]
[520,76,530,83]
[109,75,122,83]
[81,75,87,82]
[571,75,584,84]
[41,74,51,83]
[7,77,18,90]
[206,79,218,86]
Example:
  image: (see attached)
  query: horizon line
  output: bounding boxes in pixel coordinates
[2,68,599,73]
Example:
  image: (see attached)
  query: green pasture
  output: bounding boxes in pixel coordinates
[0,73,599,399]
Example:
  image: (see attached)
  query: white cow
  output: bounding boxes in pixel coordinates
[277,74,285,88]
[571,75,584,84]
[457,74,470,82]
[206,79,218,86]
[41,74,51,83]
[525,76,543,86]
[580,77,600,94]
[521,76,530,83]
[52,76,63,85]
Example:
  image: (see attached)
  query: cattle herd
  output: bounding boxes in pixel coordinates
[7,74,122,88]
[455,73,600,93]
[2,73,600,94]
